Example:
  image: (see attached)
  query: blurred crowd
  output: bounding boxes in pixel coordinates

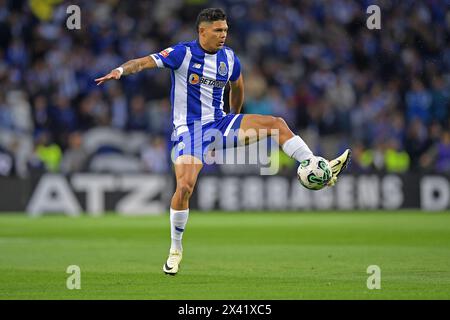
[0,0,449,177]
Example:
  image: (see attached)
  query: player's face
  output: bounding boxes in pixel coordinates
[199,20,228,51]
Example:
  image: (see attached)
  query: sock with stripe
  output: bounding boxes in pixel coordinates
[170,208,189,252]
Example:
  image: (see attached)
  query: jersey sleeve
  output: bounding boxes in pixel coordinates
[150,44,186,70]
[229,53,241,81]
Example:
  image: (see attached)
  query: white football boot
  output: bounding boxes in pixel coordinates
[163,249,182,275]
[327,149,352,187]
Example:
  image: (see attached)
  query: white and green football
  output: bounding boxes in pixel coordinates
[297,156,332,190]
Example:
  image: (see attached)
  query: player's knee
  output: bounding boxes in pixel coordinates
[274,117,287,129]
[177,180,195,198]
[265,116,287,133]
[264,116,285,128]
[258,115,277,128]
[271,117,291,140]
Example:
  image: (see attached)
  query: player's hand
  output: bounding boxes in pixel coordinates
[95,69,121,86]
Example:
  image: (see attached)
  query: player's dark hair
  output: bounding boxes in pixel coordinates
[196,8,227,32]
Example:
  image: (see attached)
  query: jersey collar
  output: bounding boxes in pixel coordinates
[195,39,218,55]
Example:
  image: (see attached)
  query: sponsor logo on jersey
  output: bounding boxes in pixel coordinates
[218,61,228,76]
[188,74,226,88]
[193,63,202,69]
[160,47,174,58]
[200,77,227,88]
[189,73,200,85]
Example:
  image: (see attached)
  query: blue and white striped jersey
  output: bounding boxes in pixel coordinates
[150,40,241,135]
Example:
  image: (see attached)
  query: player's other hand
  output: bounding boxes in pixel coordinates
[95,69,121,86]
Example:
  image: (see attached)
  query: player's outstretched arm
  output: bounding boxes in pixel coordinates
[95,56,157,85]
[229,74,244,114]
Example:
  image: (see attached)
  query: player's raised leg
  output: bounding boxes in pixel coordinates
[238,114,351,184]
[163,155,203,275]
[238,114,314,161]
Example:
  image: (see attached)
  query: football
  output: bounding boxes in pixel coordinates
[297,156,332,190]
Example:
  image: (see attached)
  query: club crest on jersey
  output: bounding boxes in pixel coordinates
[189,73,200,85]
[218,61,228,76]
[160,47,174,58]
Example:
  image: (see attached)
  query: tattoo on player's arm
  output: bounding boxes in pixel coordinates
[121,59,144,75]
[121,57,154,75]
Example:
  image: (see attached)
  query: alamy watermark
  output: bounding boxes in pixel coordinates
[66,5,81,30]
[366,265,381,289]
[66,265,81,289]
[366,5,381,30]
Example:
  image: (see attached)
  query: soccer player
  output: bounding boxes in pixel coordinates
[95,8,351,275]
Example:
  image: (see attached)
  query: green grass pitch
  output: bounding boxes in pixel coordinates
[0,211,449,300]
